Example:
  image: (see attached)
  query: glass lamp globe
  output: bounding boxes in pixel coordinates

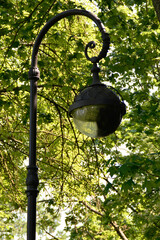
[69,84,126,138]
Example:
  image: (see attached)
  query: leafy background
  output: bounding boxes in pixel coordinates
[0,0,160,239]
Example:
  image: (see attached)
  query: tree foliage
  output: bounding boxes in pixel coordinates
[0,0,160,239]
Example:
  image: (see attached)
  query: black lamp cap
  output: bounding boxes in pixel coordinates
[69,83,126,115]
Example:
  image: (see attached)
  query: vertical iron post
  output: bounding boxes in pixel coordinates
[26,67,40,240]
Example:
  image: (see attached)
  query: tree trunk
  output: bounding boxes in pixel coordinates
[152,0,160,22]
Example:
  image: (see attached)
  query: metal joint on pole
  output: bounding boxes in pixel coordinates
[26,166,39,197]
[28,67,40,80]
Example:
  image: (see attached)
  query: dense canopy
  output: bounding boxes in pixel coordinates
[0,0,160,239]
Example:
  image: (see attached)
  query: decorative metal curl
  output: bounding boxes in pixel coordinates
[85,32,110,64]
[85,41,97,63]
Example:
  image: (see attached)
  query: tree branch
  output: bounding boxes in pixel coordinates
[110,221,129,240]
[80,201,129,240]
[37,223,60,240]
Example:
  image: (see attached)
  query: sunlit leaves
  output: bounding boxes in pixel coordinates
[0,0,160,239]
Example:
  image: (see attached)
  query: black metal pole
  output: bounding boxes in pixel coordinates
[26,9,109,240]
[26,67,40,240]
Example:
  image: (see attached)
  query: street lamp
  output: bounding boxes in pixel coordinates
[26,9,126,240]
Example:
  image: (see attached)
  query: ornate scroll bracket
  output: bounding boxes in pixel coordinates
[85,32,110,64]
[85,32,110,85]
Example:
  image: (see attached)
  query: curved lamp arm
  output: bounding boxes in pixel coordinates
[26,9,110,240]
[29,9,110,79]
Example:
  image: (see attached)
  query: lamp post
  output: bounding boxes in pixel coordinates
[26,9,126,240]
